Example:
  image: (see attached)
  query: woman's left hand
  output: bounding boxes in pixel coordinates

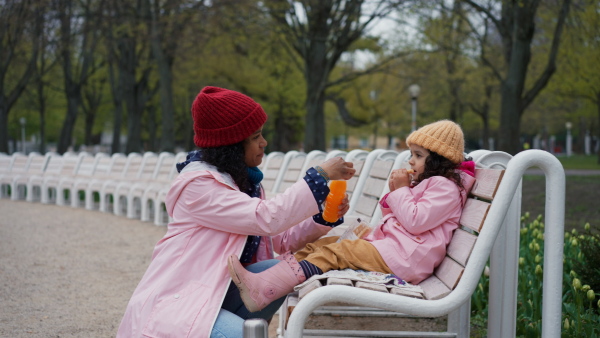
[323,193,350,220]
[336,194,350,219]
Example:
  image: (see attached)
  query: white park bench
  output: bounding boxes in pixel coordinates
[267,149,565,338]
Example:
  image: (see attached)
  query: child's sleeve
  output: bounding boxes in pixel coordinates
[384,177,462,235]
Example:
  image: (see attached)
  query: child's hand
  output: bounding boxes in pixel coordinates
[389,169,412,192]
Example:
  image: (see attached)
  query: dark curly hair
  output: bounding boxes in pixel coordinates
[414,151,470,192]
[200,142,250,191]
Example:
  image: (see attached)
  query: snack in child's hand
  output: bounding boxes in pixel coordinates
[406,169,414,174]
[352,222,371,238]
[337,220,372,242]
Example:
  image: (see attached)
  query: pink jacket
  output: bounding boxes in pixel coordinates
[365,170,475,284]
[117,162,333,337]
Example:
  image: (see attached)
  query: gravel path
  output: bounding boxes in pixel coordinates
[0,200,281,338]
[0,200,167,337]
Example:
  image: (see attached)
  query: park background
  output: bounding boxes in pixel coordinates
[1,0,599,160]
[1,0,600,337]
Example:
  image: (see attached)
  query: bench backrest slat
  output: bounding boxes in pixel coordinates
[137,153,159,179]
[459,199,491,233]
[344,150,369,201]
[350,151,398,223]
[418,276,451,300]
[471,169,504,200]
[154,153,176,182]
[446,229,477,266]
[262,152,284,192]
[278,153,308,192]
[435,256,465,290]
[75,153,97,177]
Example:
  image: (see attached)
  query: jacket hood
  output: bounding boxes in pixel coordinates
[166,161,237,216]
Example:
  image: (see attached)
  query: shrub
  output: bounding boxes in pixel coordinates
[571,223,600,304]
[470,213,600,337]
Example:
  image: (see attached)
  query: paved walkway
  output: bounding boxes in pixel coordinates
[0,199,280,337]
[0,200,167,337]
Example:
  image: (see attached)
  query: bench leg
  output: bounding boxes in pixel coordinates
[447,300,470,338]
[488,183,521,338]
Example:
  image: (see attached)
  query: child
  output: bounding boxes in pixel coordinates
[228,120,476,312]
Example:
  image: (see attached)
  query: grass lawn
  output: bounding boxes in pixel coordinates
[515,154,600,232]
[521,175,600,231]
[555,154,600,170]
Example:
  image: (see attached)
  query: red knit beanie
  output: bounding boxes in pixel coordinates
[191,86,268,148]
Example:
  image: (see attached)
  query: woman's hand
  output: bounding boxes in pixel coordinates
[319,157,355,180]
[388,169,412,192]
[322,193,350,220]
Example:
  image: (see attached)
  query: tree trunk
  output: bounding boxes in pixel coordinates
[465,0,570,155]
[84,108,95,146]
[38,80,47,154]
[111,102,123,154]
[123,69,141,154]
[0,1,39,153]
[304,86,327,151]
[304,37,329,151]
[497,4,534,154]
[147,105,157,151]
[55,0,101,154]
[57,97,80,154]
[155,58,175,152]
[480,110,490,150]
[107,56,123,154]
[498,81,523,154]
[371,119,378,149]
[0,100,8,153]
[150,20,175,153]
[272,110,297,152]
[597,92,600,164]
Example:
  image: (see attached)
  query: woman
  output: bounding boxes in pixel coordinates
[117,86,355,337]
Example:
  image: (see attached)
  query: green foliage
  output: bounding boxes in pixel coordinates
[470,213,600,337]
[4,1,599,154]
[571,224,600,299]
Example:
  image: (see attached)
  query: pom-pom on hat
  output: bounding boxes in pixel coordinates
[191,86,267,148]
[406,120,465,164]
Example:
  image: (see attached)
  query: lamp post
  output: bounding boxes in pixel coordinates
[408,84,420,133]
[565,122,572,157]
[19,117,26,154]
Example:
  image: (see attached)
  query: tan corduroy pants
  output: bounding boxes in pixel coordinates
[294,236,393,274]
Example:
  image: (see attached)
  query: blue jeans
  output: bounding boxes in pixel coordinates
[210,259,286,338]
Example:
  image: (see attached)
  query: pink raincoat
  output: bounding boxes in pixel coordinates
[365,169,476,284]
[117,162,333,337]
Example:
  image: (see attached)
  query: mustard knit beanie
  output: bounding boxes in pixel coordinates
[406,120,464,164]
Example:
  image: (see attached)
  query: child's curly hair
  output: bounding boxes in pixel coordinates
[414,151,470,192]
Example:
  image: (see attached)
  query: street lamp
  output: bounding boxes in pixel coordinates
[565,122,572,157]
[408,84,420,132]
[19,117,26,153]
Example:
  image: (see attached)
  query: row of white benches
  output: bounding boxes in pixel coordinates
[0,148,410,228]
[0,151,187,225]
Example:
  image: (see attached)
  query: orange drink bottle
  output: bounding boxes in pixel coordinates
[322,180,347,223]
